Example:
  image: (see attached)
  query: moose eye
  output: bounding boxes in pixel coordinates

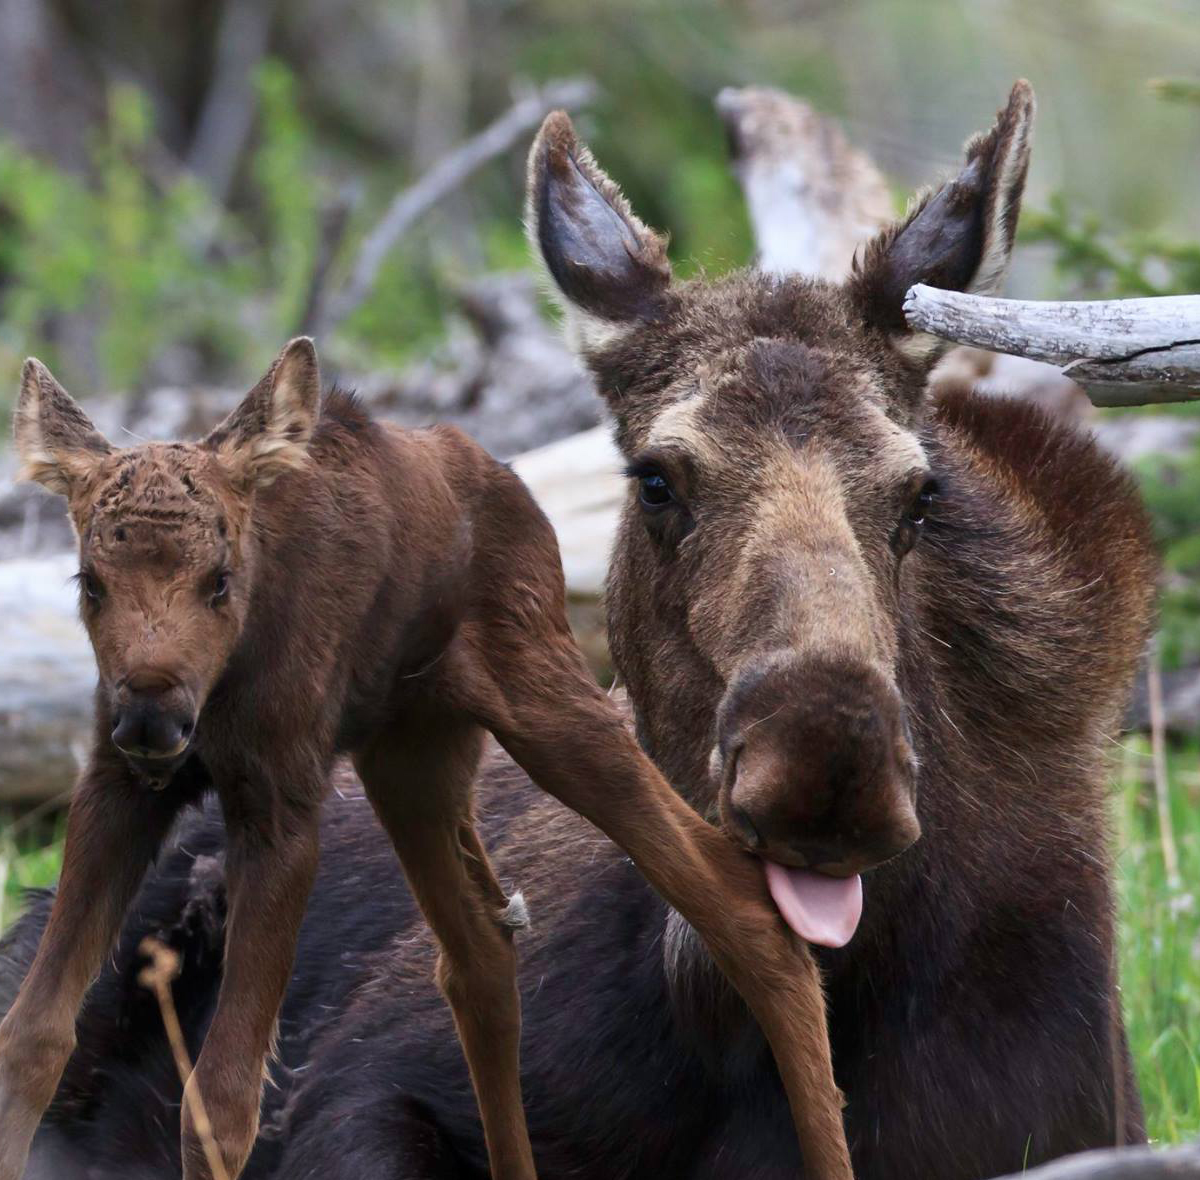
[892,479,938,557]
[907,479,939,527]
[210,570,231,606]
[627,463,676,512]
[640,473,674,510]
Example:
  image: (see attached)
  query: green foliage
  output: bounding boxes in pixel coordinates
[1116,736,1200,1144]
[254,61,320,337]
[0,811,64,933]
[1021,192,1200,299]
[1135,439,1200,671]
[1148,78,1200,106]
[0,84,255,402]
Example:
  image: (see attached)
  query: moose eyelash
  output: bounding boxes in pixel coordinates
[623,459,666,481]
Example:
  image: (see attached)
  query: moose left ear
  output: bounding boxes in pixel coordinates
[849,80,1035,354]
[526,111,673,358]
[204,337,321,489]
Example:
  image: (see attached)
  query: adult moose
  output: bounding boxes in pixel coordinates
[3,79,1158,1178]
[0,342,859,1180]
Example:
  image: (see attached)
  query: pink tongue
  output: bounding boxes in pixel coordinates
[764,861,863,948]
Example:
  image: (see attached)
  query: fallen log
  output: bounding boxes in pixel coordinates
[905,284,1200,406]
[994,1142,1200,1179]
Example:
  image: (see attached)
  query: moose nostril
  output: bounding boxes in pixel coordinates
[111,710,137,752]
[728,805,765,852]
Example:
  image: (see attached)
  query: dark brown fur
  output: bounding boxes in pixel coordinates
[1,79,1160,1180]
[0,345,853,1180]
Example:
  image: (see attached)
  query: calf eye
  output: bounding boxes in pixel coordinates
[78,571,105,603]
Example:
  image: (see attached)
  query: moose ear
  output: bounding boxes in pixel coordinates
[526,111,673,356]
[14,359,112,496]
[204,337,321,490]
[850,80,1035,361]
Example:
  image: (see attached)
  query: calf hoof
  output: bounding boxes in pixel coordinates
[0,1024,76,1180]
[181,1074,260,1180]
[0,1075,49,1180]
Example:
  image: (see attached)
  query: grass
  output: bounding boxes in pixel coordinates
[1116,735,1200,1144]
[0,809,65,932]
[0,740,1197,1144]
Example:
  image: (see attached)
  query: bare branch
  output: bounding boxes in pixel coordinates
[313,77,597,336]
[904,283,1200,406]
[992,1143,1200,1180]
[715,85,891,280]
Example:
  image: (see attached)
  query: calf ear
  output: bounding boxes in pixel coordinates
[850,80,1034,361]
[14,359,112,495]
[205,337,321,490]
[526,111,673,357]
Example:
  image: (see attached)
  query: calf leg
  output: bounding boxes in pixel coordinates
[181,811,319,1180]
[454,627,851,1180]
[355,718,536,1180]
[0,763,181,1180]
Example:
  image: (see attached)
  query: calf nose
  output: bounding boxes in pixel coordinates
[111,701,193,759]
[111,673,195,761]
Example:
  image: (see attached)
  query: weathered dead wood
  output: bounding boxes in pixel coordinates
[994,1143,1200,1179]
[311,77,597,335]
[905,283,1200,406]
[716,85,892,279]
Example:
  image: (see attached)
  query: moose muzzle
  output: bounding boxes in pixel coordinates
[717,651,921,946]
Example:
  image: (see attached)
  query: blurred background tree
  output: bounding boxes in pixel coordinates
[0,0,1198,400]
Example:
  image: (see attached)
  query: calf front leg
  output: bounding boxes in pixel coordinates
[457,630,852,1180]
[181,808,319,1180]
[0,760,181,1180]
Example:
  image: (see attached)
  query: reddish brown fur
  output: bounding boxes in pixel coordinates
[0,344,852,1180]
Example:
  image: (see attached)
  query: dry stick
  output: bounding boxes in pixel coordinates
[138,938,231,1180]
[903,283,1200,406]
[312,77,597,336]
[1147,645,1181,890]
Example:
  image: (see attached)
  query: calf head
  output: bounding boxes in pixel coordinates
[528,82,1034,944]
[14,339,320,783]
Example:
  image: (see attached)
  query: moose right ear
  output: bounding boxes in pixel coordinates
[14,359,112,496]
[849,80,1035,367]
[526,111,673,356]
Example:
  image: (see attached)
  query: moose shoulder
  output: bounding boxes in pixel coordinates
[2,80,1158,1180]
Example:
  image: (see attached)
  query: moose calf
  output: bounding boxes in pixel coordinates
[0,341,868,1180]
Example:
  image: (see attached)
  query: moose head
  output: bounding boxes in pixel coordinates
[528,82,1034,945]
[14,339,321,782]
